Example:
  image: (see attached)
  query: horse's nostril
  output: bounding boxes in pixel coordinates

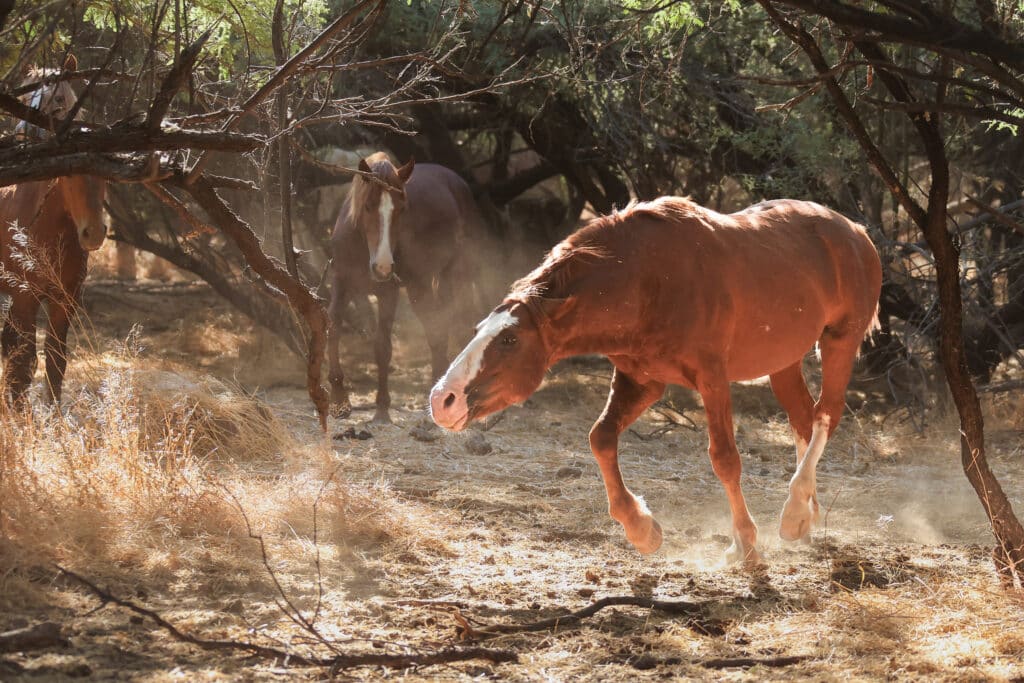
[443,392,456,409]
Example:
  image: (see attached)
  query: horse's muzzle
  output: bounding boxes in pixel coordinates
[78,223,107,251]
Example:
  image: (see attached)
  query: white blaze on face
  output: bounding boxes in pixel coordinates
[429,309,518,430]
[373,192,395,275]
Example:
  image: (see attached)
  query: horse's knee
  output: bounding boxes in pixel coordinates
[709,444,742,482]
[589,421,618,455]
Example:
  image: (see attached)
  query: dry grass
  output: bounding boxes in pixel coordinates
[0,340,449,628]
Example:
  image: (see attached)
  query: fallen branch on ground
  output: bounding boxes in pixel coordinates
[451,595,711,639]
[54,565,517,670]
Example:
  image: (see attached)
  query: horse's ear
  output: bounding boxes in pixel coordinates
[397,157,415,182]
[542,295,577,324]
[63,53,78,72]
[358,158,371,174]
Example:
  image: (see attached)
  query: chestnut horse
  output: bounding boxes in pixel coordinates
[1,60,107,407]
[430,197,881,565]
[328,153,485,424]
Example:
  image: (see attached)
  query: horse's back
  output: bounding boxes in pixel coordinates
[404,163,479,235]
[729,199,881,317]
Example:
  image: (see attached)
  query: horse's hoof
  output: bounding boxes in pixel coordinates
[627,517,663,555]
[726,540,764,567]
[370,410,392,425]
[779,493,814,542]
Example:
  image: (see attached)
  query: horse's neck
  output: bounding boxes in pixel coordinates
[11,181,55,224]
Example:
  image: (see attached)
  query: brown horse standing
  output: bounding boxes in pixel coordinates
[328,152,486,424]
[430,197,881,565]
[1,60,107,407]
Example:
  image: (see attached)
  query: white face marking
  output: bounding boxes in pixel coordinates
[373,192,394,272]
[429,309,518,430]
[449,310,517,386]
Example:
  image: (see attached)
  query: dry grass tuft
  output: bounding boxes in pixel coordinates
[63,337,291,463]
[0,341,445,616]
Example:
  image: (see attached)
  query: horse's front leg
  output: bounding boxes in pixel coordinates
[326,280,352,418]
[371,282,400,424]
[2,297,39,410]
[43,301,74,405]
[696,366,762,566]
[589,368,665,554]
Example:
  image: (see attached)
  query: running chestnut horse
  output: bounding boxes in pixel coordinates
[1,57,107,407]
[430,197,881,565]
[328,152,486,424]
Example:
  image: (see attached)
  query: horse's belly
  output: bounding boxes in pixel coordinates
[726,315,825,381]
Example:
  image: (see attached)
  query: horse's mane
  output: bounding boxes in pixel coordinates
[507,241,611,321]
[505,196,708,321]
[345,151,395,224]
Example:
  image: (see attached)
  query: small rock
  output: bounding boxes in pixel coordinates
[464,431,492,455]
[556,465,582,480]
[577,587,595,598]
[585,569,601,583]
[129,615,144,625]
[759,467,771,476]
[684,525,702,539]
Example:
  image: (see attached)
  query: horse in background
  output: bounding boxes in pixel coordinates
[0,55,107,408]
[328,152,488,424]
[430,197,881,566]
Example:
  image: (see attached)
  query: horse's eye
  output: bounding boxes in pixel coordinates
[502,334,518,346]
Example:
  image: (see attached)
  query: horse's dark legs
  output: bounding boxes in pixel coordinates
[2,297,39,409]
[780,331,861,542]
[371,282,399,424]
[1,319,15,361]
[697,363,762,566]
[589,368,665,554]
[407,281,449,382]
[43,302,72,405]
[327,280,352,418]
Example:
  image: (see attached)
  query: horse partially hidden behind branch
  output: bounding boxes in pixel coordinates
[0,55,107,408]
[430,197,881,566]
[328,152,487,424]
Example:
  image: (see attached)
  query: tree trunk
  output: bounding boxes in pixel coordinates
[273,0,298,279]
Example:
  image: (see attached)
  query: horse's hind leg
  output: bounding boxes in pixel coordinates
[407,280,450,382]
[2,297,39,409]
[371,282,399,424]
[779,330,861,541]
[590,369,666,554]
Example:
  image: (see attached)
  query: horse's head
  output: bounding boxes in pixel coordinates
[57,174,108,251]
[430,300,554,431]
[15,55,79,139]
[349,153,415,282]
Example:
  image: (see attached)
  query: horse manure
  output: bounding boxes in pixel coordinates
[333,427,373,441]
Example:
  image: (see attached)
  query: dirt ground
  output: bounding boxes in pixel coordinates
[3,279,1024,681]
